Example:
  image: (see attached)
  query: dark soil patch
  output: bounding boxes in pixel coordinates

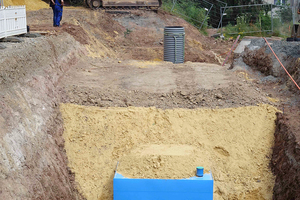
[271,110,300,200]
[243,46,273,75]
[284,57,300,93]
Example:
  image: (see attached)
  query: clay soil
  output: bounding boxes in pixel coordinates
[0,3,300,200]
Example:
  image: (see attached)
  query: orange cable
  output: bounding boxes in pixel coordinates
[263,37,300,91]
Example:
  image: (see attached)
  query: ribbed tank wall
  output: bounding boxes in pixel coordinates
[164,26,185,64]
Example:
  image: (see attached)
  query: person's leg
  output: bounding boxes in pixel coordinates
[54,5,60,26]
[54,5,62,27]
[56,6,63,27]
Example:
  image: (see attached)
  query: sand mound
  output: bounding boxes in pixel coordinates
[60,104,278,200]
[4,0,49,10]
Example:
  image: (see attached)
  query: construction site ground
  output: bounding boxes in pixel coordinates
[0,4,299,200]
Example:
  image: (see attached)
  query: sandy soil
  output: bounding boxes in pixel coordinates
[61,104,278,200]
[4,0,49,10]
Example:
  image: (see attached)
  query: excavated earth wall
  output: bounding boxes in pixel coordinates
[272,112,300,200]
[0,33,85,199]
[238,39,300,91]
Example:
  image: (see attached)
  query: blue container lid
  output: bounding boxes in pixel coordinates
[197,166,204,170]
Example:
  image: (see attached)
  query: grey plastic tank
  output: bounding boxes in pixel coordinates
[164,26,185,64]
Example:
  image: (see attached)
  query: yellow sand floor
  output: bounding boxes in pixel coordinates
[60,104,278,200]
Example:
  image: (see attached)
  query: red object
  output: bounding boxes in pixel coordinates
[222,35,240,66]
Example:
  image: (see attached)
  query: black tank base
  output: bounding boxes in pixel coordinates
[287,37,300,42]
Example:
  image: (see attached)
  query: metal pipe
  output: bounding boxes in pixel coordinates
[220,7,222,35]
[219,6,226,36]
[171,0,176,12]
[200,2,213,29]
[293,4,296,24]
[220,3,271,9]
[271,4,273,34]
[215,0,227,5]
[202,0,213,7]
[225,30,272,35]
[217,3,227,29]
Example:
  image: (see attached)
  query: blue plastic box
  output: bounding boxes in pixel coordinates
[113,172,214,200]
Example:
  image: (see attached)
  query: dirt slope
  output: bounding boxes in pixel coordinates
[27,8,234,64]
[0,33,85,199]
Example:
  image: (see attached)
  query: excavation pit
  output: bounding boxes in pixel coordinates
[1,4,299,200]
[60,103,278,200]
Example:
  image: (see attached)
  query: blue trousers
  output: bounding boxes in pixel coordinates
[52,5,63,27]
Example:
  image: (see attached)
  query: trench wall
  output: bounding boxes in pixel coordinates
[0,33,85,199]
[272,112,300,200]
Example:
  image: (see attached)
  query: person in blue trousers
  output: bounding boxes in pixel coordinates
[50,0,64,27]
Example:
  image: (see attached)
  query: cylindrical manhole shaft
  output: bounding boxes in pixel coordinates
[164,26,185,64]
